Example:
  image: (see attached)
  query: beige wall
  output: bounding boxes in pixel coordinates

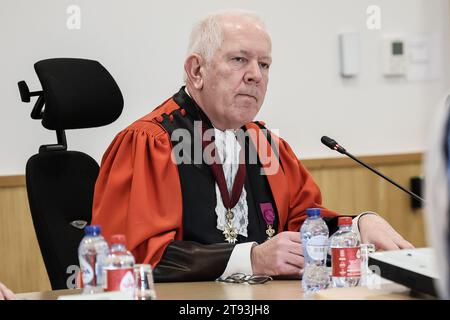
[305,153,426,247]
[0,176,50,293]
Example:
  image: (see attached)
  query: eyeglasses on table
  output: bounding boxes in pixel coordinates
[217,273,273,285]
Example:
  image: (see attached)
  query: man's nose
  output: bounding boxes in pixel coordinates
[244,60,263,84]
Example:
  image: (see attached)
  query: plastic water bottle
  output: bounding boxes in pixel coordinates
[78,225,110,293]
[330,216,361,288]
[103,234,135,295]
[301,208,330,292]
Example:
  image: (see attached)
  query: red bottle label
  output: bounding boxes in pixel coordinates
[105,268,135,292]
[331,247,361,277]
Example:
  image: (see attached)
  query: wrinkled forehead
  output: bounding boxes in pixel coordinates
[220,19,272,57]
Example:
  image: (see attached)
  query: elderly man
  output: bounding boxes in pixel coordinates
[92,10,413,281]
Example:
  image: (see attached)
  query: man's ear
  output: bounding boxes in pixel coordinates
[184,54,204,90]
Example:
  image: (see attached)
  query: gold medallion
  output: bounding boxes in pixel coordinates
[266,225,275,240]
[224,222,238,244]
[225,209,234,221]
[224,209,238,243]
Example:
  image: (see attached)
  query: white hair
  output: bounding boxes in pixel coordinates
[183,10,268,82]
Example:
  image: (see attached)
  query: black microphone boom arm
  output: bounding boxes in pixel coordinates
[321,136,425,204]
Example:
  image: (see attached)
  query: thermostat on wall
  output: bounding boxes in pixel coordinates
[382,36,406,76]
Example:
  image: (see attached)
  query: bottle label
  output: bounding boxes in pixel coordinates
[79,255,95,286]
[331,247,361,277]
[105,268,135,292]
[95,256,106,286]
[305,235,328,261]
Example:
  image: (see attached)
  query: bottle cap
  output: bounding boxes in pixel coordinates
[111,234,126,245]
[338,217,352,226]
[306,208,321,217]
[84,225,101,236]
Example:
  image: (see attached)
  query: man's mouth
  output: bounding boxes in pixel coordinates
[237,93,257,101]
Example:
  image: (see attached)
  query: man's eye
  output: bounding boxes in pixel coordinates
[259,62,270,70]
[232,57,246,63]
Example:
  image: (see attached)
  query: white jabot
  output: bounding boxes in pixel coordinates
[214,128,249,237]
[184,87,253,277]
[183,87,250,237]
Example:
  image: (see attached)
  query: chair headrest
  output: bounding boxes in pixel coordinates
[34,58,124,130]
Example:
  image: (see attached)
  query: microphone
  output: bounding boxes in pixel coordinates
[321,136,425,204]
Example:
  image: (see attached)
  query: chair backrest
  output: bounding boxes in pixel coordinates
[26,151,99,289]
[19,58,123,289]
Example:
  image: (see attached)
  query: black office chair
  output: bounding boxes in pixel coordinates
[18,58,123,289]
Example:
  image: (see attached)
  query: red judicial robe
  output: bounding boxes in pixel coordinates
[91,87,339,281]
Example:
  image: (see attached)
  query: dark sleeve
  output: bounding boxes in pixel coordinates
[323,216,357,235]
[323,216,340,235]
[152,241,235,282]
